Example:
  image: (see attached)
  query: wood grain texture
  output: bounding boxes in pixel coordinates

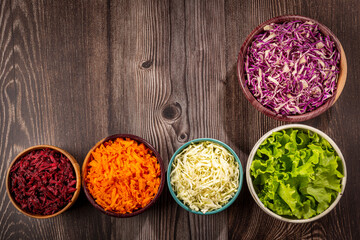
[0,0,359,239]
[0,0,16,239]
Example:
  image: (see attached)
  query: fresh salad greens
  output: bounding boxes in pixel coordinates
[250,128,344,219]
[170,141,239,213]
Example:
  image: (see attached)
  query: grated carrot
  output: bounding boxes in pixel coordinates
[85,138,161,214]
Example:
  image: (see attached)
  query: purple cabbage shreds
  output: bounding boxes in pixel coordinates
[9,148,77,215]
[245,21,340,115]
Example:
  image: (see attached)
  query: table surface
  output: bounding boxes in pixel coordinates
[1,0,359,239]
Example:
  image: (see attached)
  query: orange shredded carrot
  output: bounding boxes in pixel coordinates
[85,138,161,214]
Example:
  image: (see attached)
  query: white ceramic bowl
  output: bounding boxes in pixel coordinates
[246,124,347,223]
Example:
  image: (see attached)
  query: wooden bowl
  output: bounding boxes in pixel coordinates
[237,15,347,122]
[82,134,165,218]
[6,145,81,219]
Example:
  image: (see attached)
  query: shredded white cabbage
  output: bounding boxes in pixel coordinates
[170,141,240,213]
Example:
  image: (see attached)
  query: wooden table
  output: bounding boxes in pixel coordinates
[1,0,359,239]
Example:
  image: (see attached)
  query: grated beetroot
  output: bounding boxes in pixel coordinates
[9,148,77,215]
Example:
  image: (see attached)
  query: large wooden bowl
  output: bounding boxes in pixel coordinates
[237,15,347,122]
[6,145,81,219]
[82,134,165,218]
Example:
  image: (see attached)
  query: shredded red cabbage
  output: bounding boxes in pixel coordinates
[245,21,340,115]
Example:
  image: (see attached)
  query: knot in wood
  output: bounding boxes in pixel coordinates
[141,60,153,69]
[178,132,189,142]
[161,102,181,121]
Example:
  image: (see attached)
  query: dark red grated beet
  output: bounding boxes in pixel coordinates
[9,148,77,215]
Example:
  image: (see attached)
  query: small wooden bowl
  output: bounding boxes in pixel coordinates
[6,145,81,219]
[237,15,347,122]
[82,134,165,218]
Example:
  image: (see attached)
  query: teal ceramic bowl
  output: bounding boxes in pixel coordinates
[167,138,243,215]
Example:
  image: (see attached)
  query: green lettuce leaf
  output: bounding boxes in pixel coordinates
[251,129,344,219]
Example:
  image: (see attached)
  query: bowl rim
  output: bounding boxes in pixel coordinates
[237,14,347,122]
[82,134,165,218]
[6,145,81,219]
[246,124,347,223]
[167,138,244,215]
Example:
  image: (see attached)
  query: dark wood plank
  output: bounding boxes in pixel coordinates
[1,1,111,239]
[0,0,16,238]
[35,1,112,239]
[109,0,175,239]
[183,0,230,239]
